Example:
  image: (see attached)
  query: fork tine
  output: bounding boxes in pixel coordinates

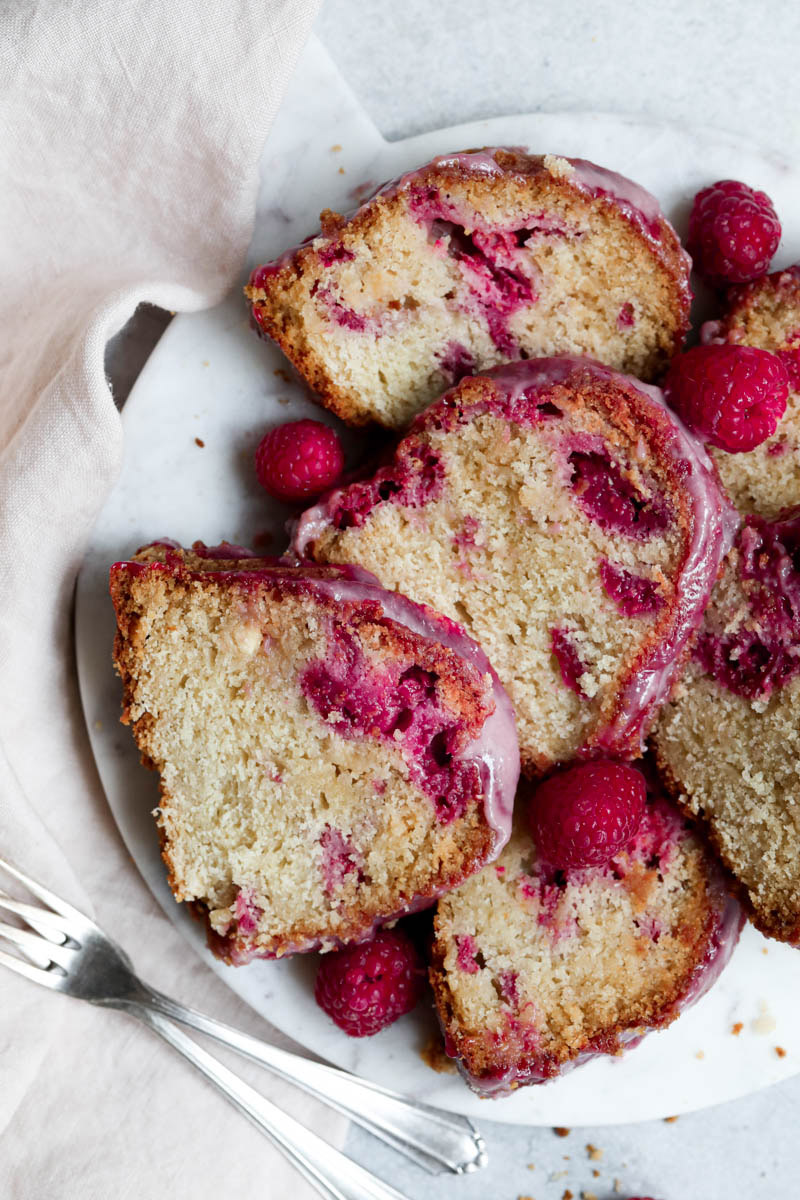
[0,894,73,937]
[0,856,93,926]
[0,944,62,989]
[0,920,76,968]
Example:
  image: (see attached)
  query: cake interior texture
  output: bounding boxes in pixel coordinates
[247,149,690,429]
[110,546,513,960]
[705,265,800,516]
[431,793,739,1095]
[296,359,732,776]
[655,509,800,943]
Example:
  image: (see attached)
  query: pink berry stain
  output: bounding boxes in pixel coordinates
[301,628,479,822]
[318,827,361,893]
[568,447,670,539]
[437,341,476,385]
[233,887,262,936]
[695,510,800,699]
[456,934,481,973]
[330,439,445,530]
[406,186,574,354]
[617,301,636,329]
[550,627,589,697]
[599,559,664,617]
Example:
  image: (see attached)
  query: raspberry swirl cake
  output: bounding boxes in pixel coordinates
[702,265,800,516]
[110,542,519,961]
[654,509,800,943]
[430,778,742,1097]
[293,357,736,776]
[246,148,691,429]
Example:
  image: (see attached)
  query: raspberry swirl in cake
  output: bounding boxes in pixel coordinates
[246,147,691,429]
[294,357,736,775]
[110,544,519,962]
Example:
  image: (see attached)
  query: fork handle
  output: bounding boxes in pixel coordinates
[134,1006,409,1200]
[138,988,484,1175]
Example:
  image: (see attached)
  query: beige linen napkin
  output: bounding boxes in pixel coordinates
[0,4,356,1198]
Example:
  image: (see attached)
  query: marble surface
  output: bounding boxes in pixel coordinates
[99,8,800,1196]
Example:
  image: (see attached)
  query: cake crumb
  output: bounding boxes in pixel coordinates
[592,1169,600,1178]
[338,167,345,175]
[273,367,292,383]
[762,947,769,955]
[695,1050,705,1059]
[581,1191,599,1200]
[586,1144,603,1161]
[664,1115,678,1123]
[731,1022,743,1036]
[277,395,291,406]
[553,1126,570,1138]
[776,1046,787,1057]
[753,1001,777,1034]
[527,1163,536,1170]
[562,1191,574,1200]
[419,1033,457,1074]
[330,143,342,152]
[194,437,205,448]
[201,360,209,367]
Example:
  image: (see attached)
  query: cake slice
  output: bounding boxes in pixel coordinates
[654,509,800,943]
[110,542,519,962]
[293,357,735,776]
[702,265,800,516]
[246,148,691,429]
[429,777,742,1097]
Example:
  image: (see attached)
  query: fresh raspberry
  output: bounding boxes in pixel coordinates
[314,928,425,1037]
[664,344,788,453]
[687,180,781,287]
[530,761,646,869]
[254,419,344,503]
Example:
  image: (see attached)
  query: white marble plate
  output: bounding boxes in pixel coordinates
[75,37,800,1125]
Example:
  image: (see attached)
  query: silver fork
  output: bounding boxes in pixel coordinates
[0,857,486,1198]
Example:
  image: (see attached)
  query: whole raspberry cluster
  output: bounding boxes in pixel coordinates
[255,418,344,503]
[314,928,425,1037]
[664,344,788,453]
[529,761,646,870]
[688,179,781,288]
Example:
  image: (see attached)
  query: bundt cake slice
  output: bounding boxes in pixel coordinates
[293,358,735,776]
[429,776,742,1097]
[702,265,800,516]
[654,508,800,943]
[110,542,519,962]
[246,148,691,429]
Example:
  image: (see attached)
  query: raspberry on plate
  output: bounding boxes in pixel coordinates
[314,928,426,1036]
[529,760,646,869]
[687,179,781,287]
[664,344,788,453]
[255,418,344,502]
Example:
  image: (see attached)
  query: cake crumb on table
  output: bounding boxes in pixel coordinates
[562,1191,574,1200]
[663,1114,678,1123]
[527,1163,536,1170]
[586,1144,603,1160]
[330,143,342,152]
[273,367,292,382]
[194,437,205,447]
[592,1168,600,1178]
[776,1045,788,1057]
[731,1022,744,1035]
[419,1033,457,1074]
[695,1050,705,1059]
[554,1127,571,1138]
[338,166,345,175]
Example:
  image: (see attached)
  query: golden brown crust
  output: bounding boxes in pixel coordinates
[245,149,690,430]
